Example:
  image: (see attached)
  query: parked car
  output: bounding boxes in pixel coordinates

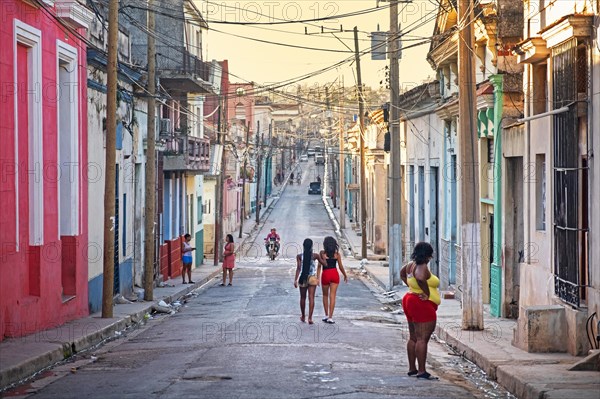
[307,149,315,157]
[300,154,308,162]
[315,154,325,164]
[308,181,322,195]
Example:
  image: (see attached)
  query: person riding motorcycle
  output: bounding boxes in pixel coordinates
[265,228,281,256]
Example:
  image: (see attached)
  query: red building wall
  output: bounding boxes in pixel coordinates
[0,1,89,340]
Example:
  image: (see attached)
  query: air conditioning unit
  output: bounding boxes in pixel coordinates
[160,118,172,136]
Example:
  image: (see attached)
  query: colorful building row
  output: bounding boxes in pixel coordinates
[392,0,600,356]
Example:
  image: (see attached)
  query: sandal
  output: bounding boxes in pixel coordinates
[219,283,225,286]
[407,370,418,377]
[416,372,438,380]
[322,317,329,322]
[300,316,306,323]
[227,283,232,286]
[308,320,314,325]
[325,319,335,324]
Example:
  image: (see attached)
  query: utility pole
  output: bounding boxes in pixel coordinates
[255,121,262,224]
[389,0,402,288]
[265,122,273,199]
[239,122,250,238]
[353,26,368,260]
[338,102,345,229]
[326,87,336,208]
[214,96,224,265]
[102,0,119,318]
[458,0,483,330]
[143,0,156,301]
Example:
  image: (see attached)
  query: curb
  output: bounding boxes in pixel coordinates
[321,196,356,259]
[0,347,64,390]
[435,324,539,399]
[0,268,222,391]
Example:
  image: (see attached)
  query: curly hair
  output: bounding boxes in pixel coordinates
[323,236,339,258]
[411,242,433,265]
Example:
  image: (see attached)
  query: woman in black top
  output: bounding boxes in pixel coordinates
[319,236,348,324]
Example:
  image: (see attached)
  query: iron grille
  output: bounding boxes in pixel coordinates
[131,45,209,82]
[552,38,579,307]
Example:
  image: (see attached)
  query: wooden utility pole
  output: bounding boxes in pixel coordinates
[458,0,483,330]
[102,0,119,318]
[389,0,402,288]
[353,26,368,260]
[338,99,345,229]
[326,87,336,208]
[239,122,250,238]
[143,0,156,301]
[255,121,262,224]
[214,96,224,265]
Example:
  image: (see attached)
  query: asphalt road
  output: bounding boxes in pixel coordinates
[5,159,485,399]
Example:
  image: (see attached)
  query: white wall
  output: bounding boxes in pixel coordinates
[405,111,444,246]
[87,68,141,280]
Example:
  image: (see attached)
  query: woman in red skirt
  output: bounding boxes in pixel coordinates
[400,242,441,380]
[319,236,348,324]
[221,234,235,286]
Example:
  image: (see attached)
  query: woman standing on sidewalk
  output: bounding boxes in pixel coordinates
[294,239,325,324]
[181,234,195,284]
[319,236,348,324]
[221,234,235,286]
[400,242,440,380]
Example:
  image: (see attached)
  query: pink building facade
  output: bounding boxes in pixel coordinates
[0,0,91,340]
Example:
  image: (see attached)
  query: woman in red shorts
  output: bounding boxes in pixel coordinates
[400,242,440,380]
[319,236,348,324]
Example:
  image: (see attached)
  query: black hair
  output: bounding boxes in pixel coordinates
[323,236,338,258]
[226,234,234,243]
[299,238,313,285]
[184,234,191,239]
[411,242,433,265]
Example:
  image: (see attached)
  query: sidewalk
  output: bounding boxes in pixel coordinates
[322,197,386,262]
[0,176,288,391]
[322,197,600,399]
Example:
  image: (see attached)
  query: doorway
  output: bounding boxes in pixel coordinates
[503,157,523,318]
[429,167,439,276]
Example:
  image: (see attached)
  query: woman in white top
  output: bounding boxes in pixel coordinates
[181,234,195,284]
[294,238,326,324]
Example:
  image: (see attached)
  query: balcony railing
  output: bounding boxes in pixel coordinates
[131,45,210,87]
[163,135,210,174]
[156,46,209,81]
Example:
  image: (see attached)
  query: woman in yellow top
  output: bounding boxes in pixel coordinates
[400,242,441,381]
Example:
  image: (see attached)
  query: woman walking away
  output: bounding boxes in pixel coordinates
[221,234,235,286]
[181,234,196,284]
[295,239,326,324]
[319,236,348,324]
[400,242,441,380]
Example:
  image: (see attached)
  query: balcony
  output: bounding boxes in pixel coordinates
[163,135,210,174]
[132,45,212,93]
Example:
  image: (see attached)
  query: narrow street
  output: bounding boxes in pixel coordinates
[3,160,500,399]
[1,2,599,398]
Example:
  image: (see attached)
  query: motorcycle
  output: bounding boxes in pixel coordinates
[267,240,278,261]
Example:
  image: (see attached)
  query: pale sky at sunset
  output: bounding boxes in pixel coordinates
[197,1,437,91]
